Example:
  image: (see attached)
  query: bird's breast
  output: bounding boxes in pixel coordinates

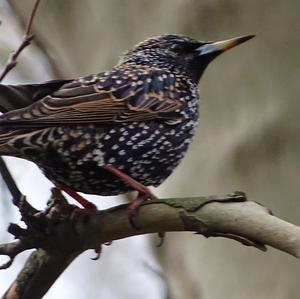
[30,118,198,194]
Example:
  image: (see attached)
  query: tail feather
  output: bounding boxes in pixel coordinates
[0,130,20,156]
[0,79,71,113]
[0,80,72,156]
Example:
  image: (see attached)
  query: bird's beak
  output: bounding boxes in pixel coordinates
[196,35,255,56]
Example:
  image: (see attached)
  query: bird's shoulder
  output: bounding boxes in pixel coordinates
[54,65,192,101]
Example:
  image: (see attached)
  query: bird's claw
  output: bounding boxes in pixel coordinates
[127,191,156,230]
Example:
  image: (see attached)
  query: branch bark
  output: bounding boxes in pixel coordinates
[1,190,300,298]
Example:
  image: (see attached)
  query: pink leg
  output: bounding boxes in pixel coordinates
[58,185,97,210]
[103,165,156,199]
[103,165,157,215]
[57,185,101,258]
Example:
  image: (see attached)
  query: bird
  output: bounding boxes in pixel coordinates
[0,34,254,214]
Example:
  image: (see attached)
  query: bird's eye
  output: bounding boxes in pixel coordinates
[170,42,200,54]
[170,43,185,53]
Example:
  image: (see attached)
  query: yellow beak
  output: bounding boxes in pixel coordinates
[197,35,255,55]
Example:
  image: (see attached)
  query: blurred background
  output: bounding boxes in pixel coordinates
[0,0,299,298]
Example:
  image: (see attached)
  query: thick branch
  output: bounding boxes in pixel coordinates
[1,191,300,298]
[2,249,80,299]
[83,196,300,257]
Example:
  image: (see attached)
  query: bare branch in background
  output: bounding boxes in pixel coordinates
[8,1,65,79]
[0,0,41,81]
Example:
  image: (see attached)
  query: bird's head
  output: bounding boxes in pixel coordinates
[120,34,254,83]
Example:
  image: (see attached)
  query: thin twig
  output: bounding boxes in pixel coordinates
[0,0,42,203]
[24,0,41,36]
[8,1,65,79]
[0,0,41,81]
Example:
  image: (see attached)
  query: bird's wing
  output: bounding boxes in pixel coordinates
[0,68,186,128]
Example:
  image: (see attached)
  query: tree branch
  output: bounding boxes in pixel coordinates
[1,190,300,298]
[0,158,22,203]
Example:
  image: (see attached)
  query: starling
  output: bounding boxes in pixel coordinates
[0,34,254,212]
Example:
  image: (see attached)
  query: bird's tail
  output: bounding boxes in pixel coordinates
[0,79,70,113]
[0,80,71,156]
[0,130,19,156]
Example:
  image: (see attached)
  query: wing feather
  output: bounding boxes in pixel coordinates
[0,67,186,128]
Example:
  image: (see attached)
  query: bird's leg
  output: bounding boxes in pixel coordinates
[57,185,97,210]
[103,165,156,199]
[103,165,157,216]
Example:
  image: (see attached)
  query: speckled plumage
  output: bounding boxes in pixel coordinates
[0,34,254,197]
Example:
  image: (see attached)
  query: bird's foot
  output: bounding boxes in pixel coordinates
[128,190,156,218]
[70,207,107,259]
[68,207,106,260]
[103,164,158,224]
[128,190,157,229]
[127,191,165,244]
[56,185,105,258]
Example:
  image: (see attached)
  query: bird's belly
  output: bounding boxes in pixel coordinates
[25,122,196,195]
